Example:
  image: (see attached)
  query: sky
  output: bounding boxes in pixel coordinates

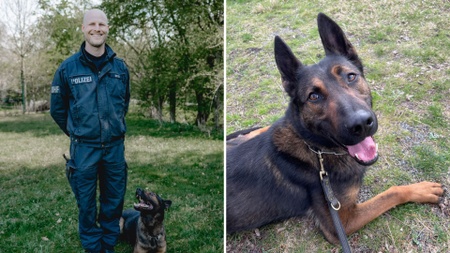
[0,0,101,37]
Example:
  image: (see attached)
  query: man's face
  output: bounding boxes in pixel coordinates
[82,10,109,48]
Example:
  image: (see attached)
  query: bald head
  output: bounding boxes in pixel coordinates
[83,9,108,26]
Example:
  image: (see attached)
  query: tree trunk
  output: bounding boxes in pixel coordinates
[169,82,177,123]
[213,91,220,130]
[157,96,164,123]
[195,90,209,126]
[21,56,26,114]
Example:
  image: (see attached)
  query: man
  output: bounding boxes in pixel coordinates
[50,9,130,253]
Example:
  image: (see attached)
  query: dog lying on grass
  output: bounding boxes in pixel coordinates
[120,188,172,253]
[226,13,444,244]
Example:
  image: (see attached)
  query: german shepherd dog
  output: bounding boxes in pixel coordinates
[120,188,172,253]
[226,13,443,244]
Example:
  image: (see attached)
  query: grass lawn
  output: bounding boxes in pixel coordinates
[226,0,450,252]
[0,112,224,252]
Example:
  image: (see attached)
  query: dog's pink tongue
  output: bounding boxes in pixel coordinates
[347,137,377,162]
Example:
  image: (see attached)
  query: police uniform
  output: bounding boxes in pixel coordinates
[50,42,130,252]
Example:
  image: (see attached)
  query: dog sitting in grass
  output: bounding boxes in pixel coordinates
[120,188,172,253]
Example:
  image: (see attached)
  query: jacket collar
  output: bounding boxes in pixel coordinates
[79,42,116,67]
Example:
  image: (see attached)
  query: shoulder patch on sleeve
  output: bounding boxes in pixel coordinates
[51,86,60,94]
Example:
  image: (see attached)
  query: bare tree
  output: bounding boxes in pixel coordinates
[0,0,38,113]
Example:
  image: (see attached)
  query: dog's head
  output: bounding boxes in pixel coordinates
[134,188,172,218]
[274,13,378,166]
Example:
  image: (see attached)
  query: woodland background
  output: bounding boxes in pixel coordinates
[0,0,223,129]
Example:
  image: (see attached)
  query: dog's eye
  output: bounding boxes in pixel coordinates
[347,73,357,82]
[308,93,321,101]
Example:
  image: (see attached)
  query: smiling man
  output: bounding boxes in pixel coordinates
[83,9,109,54]
[50,9,130,253]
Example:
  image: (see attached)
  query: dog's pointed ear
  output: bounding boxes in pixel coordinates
[274,36,302,96]
[164,200,172,209]
[317,13,363,73]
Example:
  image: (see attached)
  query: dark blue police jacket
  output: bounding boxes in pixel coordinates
[50,42,130,144]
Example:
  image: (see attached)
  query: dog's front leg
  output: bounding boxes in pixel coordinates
[341,181,443,235]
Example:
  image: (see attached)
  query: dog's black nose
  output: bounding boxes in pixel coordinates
[348,110,375,137]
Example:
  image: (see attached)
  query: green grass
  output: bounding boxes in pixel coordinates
[226,0,450,251]
[0,112,223,252]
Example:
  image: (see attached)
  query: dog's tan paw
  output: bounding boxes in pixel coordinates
[406,181,444,204]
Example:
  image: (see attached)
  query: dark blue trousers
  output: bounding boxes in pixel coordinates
[68,139,127,252]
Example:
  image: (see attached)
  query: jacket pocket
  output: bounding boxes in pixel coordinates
[68,74,100,138]
[106,72,127,136]
[106,72,126,99]
[69,74,96,101]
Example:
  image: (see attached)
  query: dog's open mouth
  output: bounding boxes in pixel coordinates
[346,136,378,166]
[134,195,154,211]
